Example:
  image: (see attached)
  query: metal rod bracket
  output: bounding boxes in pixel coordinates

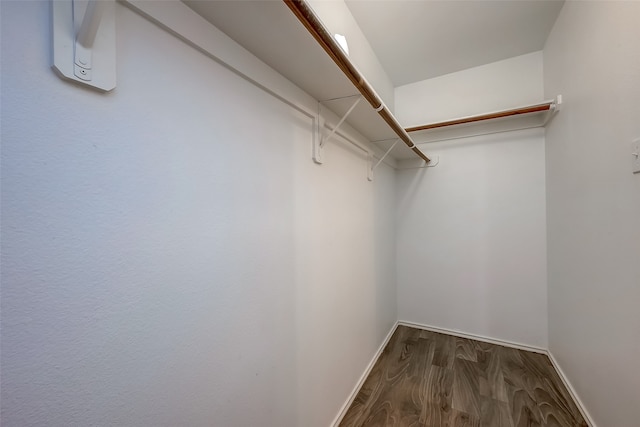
[313,109,325,164]
[321,95,361,148]
[371,139,400,174]
[313,96,361,164]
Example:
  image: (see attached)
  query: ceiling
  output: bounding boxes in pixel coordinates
[345,0,564,86]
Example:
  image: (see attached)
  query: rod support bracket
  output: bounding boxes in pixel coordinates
[313,96,361,164]
[320,95,361,147]
[553,94,563,111]
[367,152,374,181]
[313,113,325,164]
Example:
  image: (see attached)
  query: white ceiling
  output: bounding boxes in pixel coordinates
[345,0,564,86]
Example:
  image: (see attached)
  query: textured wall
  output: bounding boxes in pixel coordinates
[544,2,640,425]
[0,2,397,426]
[395,51,544,127]
[396,129,547,348]
[394,53,548,348]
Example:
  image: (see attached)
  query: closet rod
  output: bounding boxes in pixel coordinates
[405,102,554,133]
[283,0,430,163]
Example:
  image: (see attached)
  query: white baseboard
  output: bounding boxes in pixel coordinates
[397,320,547,354]
[330,321,399,427]
[331,320,595,427]
[546,351,596,427]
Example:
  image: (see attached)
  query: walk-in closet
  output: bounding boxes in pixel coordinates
[2,1,639,426]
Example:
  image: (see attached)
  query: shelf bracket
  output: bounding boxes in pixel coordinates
[552,94,563,111]
[543,95,563,126]
[368,139,400,181]
[52,0,116,91]
[313,95,361,164]
[313,104,325,164]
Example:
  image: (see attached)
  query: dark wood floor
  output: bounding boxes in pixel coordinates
[340,325,587,427]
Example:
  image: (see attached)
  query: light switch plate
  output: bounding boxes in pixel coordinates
[633,138,640,174]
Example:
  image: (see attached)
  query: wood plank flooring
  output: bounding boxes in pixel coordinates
[339,326,587,427]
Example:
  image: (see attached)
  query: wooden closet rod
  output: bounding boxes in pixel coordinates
[405,102,554,133]
[283,0,430,163]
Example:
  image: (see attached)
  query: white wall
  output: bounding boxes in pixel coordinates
[544,2,640,426]
[396,129,548,348]
[394,53,548,348]
[0,2,397,426]
[396,51,544,127]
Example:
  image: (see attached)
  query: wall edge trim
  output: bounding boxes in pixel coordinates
[330,321,399,427]
[546,351,597,427]
[398,320,547,354]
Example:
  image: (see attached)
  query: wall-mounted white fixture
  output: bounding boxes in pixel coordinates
[52,0,116,91]
[334,34,349,56]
